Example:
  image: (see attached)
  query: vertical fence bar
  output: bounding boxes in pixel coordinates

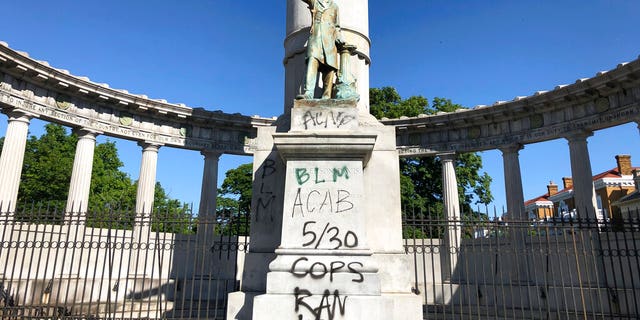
[595,211,617,317]
[626,210,640,317]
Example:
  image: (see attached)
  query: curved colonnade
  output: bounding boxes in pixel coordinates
[383,55,640,220]
[0,41,275,217]
[385,57,640,156]
[0,40,639,221]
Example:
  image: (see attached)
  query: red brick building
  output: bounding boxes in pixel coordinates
[524,155,638,220]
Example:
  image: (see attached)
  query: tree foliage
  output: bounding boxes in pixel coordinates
[217,163,253,236]
[219,163,253,213]
[370,87,493,215]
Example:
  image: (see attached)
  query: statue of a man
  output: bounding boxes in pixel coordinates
[296,0,345,100]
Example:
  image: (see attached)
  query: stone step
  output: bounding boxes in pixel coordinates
[427,305,551,319]
[424,304,631,320]
[166,278,237,302]
[163,305,227,319]
[107,301,226,319]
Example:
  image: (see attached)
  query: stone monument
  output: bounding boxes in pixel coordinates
[227,1,421,319]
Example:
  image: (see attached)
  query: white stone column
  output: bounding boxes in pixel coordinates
[198,151,221,222]
[65,129,100,223]
[501,143,525,220]
[130,142,160,276]
[197,151,221,243]
[135,142,160,217]
[565,131,600,221]
[439,152,461,280]
[0,110,32,214]
[500,143,530,284]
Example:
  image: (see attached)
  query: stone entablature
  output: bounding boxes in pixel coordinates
[0,42,274,155]
[384,57,640,156]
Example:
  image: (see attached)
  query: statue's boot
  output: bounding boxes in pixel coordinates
[321,69,335,99]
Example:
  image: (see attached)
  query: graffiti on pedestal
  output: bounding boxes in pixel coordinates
[290,166,354,217]
[254,158,277,222]
[295,287,348,320]
[287,163,365,319]
[301,221,359,249]
[301,110,356,130]
[290,257,364,283]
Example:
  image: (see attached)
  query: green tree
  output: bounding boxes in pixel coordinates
[217,164,253,236]
[19,124,77,211]
[215,196,250,236]
[88,141,137,211]
[219,163,253,213]
[151,182,194,234]
[370,87,493,217]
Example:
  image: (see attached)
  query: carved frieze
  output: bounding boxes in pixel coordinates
[0,77,254,155]
[398,94,640,157]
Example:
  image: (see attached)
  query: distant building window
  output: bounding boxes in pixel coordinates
[558,200,569,218]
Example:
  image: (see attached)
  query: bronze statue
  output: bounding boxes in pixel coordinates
[296,0,345,100]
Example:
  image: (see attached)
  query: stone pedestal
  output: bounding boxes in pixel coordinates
[252,132,387,319]
[230,99,421,320]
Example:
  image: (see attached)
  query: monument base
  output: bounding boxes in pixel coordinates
[252,294,393,320]
[291,99,359,131]
[227,100,422,319]
[227,291,258,320]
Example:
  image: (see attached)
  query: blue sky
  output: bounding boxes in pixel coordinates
[1,1,639,212]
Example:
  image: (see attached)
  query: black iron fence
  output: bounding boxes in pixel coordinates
[3,203,640,319]
[403,206,640,319]
[0,205,249,320]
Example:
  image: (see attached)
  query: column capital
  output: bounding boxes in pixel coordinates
[564,129,593,142]
[499,143,524,155]
[138,141,162,152]
[72,128,102,140]
[437,152,456,162]
[201,150,222,159]
[3,109,34,124]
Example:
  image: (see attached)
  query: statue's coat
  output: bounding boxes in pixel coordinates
[306,0,340,70]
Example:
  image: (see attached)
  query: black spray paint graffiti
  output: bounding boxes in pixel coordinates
[288,165,360,318]
[290,257,364,283]
[295,287,348,320]
[302,110,356,130]
[291,189,354,217]
[302,221,359,249]
[254,158,276,221]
